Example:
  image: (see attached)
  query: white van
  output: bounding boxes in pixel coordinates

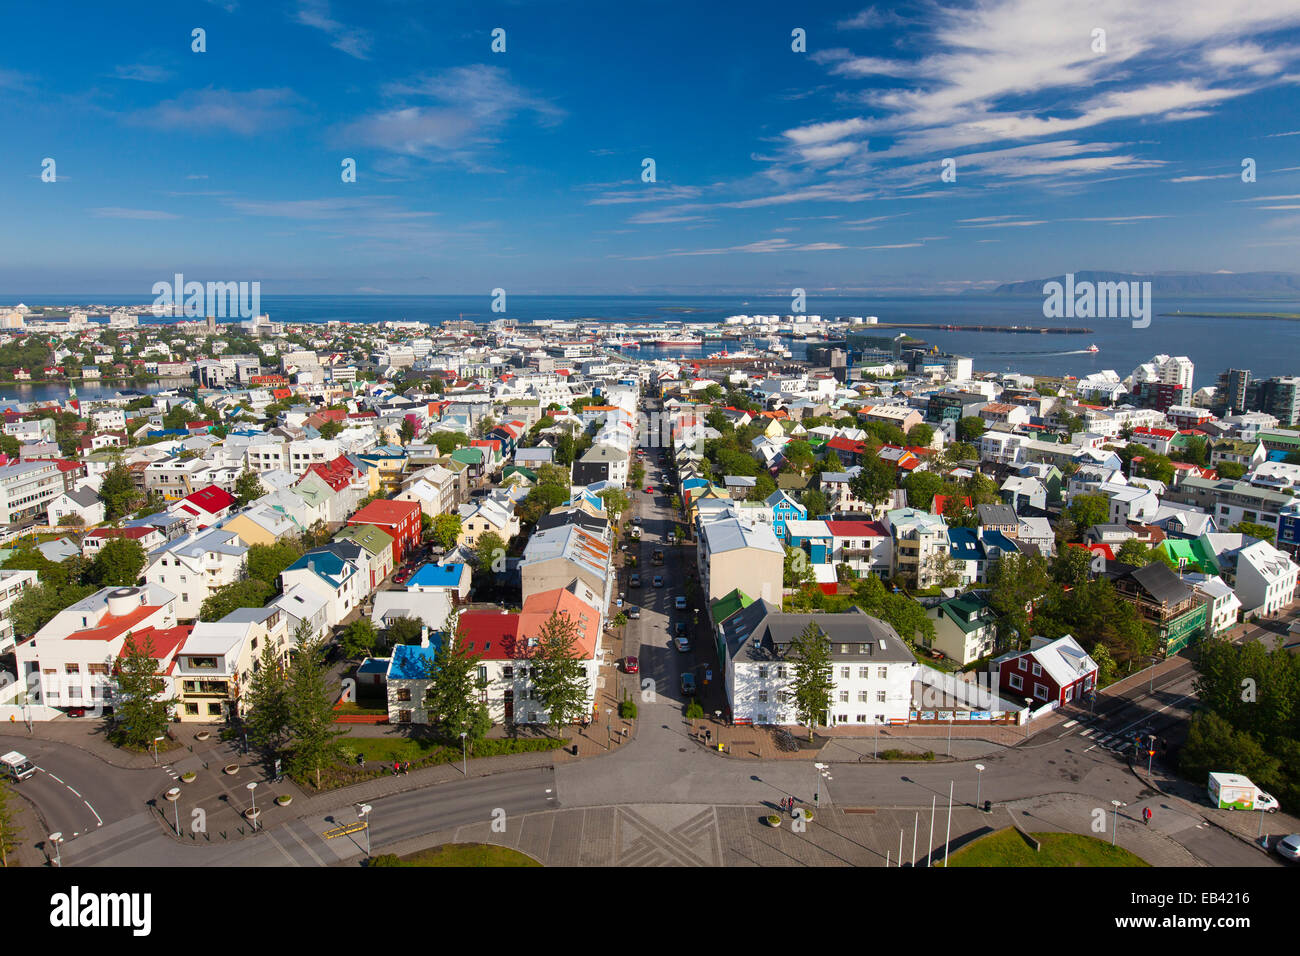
[1,751,36,783]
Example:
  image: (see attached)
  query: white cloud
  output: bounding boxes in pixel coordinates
[127,88,302,135]
[293,0,372,59]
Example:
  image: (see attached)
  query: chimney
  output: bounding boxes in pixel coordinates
[420,625,429,648]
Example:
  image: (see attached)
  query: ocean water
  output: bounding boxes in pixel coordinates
[4,293,1298,382]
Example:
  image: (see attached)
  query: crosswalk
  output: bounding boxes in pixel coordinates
[1059,715,1140,755]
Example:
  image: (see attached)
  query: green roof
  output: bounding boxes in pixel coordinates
[334,523,395,557]
[937,594,995,634]
[503,465,537,482]
[451,447,485,464]
[1259,431,1300,448]
[710,588,755,626]
[1158,538,1219,575]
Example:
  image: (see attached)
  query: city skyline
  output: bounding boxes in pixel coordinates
[3,0,1300,295]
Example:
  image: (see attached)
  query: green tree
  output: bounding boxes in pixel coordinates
[111,632,178,750]
[243,643,291,752]
[423,614,491,744]
[987,553,1051,647]
[598,487,630,524]
[474,531,507,574]
[1215,461,1246,479]
[801,487,828,518]
[784,545,815,589]
[99,459,138,519]
[1230,521,1276,544]
[788,620,834,741]
[1067,493,1110,530]
[318,419,343,440]
[1115,538,1154,566]
[385,616,424,646]
[848,454,897,508]
[1135,453,1175,486]
[246,541,302,588]
[956,416,986,442]
[399,417,417,445]
[285,637,346,789]
[431,431,469,454]
[342,618,378,660]
[234,468,265,506]
[906,423,935,447]
[902,471,946,511]
[433,513,462,550]
[87,538,146,587]
[199,578,275,621]
[530,610,590,729]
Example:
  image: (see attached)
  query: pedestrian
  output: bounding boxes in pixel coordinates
[393,760,400,775]
[1143,806,1152,827]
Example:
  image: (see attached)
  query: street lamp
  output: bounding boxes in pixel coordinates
[49,832,63,867]
[460,731,468,776]
[1148,656,1159,696]
[1146,734,1157,776]
[246,781,258,830]
[947,712,954,757]
[1023,698,1033,739]
[164,786,181,836]
[152,735,165,766]
[814,762,832,808]
[943,780,954,866]
[974,763,985,811]
[357,803,372,859]
[1110,800,1126,846]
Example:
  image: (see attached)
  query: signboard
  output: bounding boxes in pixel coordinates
[969,711,992,721]
[937,710,954,721]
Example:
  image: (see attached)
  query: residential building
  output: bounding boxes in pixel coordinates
[144,528,250,620]
[347,498,422,566]
[697,515,784,604]
[991,634,1098,709]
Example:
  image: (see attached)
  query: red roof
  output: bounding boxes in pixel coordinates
[272,388,293,400]
[824,520,888,537]
[1133,427,1176,439]
[458,610,522,659]
[932,495,972,516]
[1069,541,1116,561]
[348,498,420,527]
[183,485,236,514]
[68,603,161,641]
[826,436,867,454]
[87,526,155,540]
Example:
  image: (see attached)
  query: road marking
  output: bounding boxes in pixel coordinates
[47,772,64,784]
[67,786,81,797]
[85,801,102,826]
[1080,728,1095,737]
[1062,719,1078,728]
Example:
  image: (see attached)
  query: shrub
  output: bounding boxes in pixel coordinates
[685,699,704,719]
[619,699,637,719]
[879,749,935,761]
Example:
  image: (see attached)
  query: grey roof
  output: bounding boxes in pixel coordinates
[726,604,917,665]
[976,503,1018,526]
[1129,562,1195,605]
[63,486,102,508]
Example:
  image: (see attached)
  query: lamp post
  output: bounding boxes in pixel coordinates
[1110,800,1126,846]
[1146,734,1157,776]
[927,795,935,867]
[947,713,954,757]
[1023,697,1033,740]
[943,780,954,867]
[164,787,181,836]
[357,803,372,859]
[152,735,165,766]
[1148,656,1159,696]
[814,762,831,808]
[49,832,63,867]
[975,763,985,811]
[460,731,468,776]
[246,781,258,830]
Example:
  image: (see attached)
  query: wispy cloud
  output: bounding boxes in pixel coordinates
[293,0,372,59]
[90,207,180,220]
[112,63,173,83]
[127,88,303,135]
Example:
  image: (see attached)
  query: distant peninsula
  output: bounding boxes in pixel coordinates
[986,271,1300,296]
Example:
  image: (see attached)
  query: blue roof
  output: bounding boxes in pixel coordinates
[286,549,352,584]
[981,530,1020,553]
[408,562,466,588]
[357,657,390,676]
[387,638,442,679]
[948,526,983,560]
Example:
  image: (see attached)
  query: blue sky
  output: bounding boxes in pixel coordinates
[3,0,1300,296]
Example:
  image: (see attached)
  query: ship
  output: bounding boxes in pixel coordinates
[655,336,702,346]
[1087,343,1099,353]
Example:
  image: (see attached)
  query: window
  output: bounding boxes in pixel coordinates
[502,666,514,679]
[758,666,767,679]
[857,714,867,723]
[1009,673,1023,691]
[64,663,79,673]
[840,667,850,679]
[858,666,869,679]
[776,665,786,678]
[877,667,887,679]
[1031,662,1042,677]
[758,691,768,703]
[839,691,849,702]
[857,691,868,702]
[397,688,411,702]
[1034,682,1049,701]
[877,691,886,703]
[398,709,412,723]
[207,703,222,715]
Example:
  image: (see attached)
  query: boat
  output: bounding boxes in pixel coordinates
[1087,343,1099,353]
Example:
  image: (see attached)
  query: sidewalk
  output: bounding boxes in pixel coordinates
[1132,763,1297,856]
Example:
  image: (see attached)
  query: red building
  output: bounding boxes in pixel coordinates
[347,498,421,565]
[991,635,1099,709]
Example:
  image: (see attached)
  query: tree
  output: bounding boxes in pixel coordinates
[1135,453,1174,486]
[385,616,424,646]
[1231,521,1276,544]
[988,553,1051,646]
[956,416,986,442]
[423,614,491,744]
[10,579,96,638]
[1067,493,1110,530]
[234,468,265,507]
[474,531,506,574]
[432,513,462,550]
[246,541,302,588]
[199,579,276,621]
[100,459,137,519]
[399,417,417,445]
[788,621,834,741]
[530,611,590,729]
[784,545,815,589]
[243,643,291,751]
[1115,538,1154,566]
[342,618,378,660]
[112,632,177,750]
[430,431,469,454]
[906,423,935,447]
[902,471,945,511]
[285,637,345,789]
[598,487,630,524]
[848,454,896,507]
[801,487,828,519]
[87,538,146,587]
[318,419,343,440]
[1215,461,1246,479]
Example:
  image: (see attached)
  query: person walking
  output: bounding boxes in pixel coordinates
[1143,806,1152,827]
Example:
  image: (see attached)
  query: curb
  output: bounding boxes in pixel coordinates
[1129,764,1274,857]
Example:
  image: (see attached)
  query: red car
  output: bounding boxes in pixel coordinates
[393,569,412,585]
[644,486,654,494]
[623,656,639,674]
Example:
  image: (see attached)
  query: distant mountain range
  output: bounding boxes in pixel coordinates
[987,271,1300,296]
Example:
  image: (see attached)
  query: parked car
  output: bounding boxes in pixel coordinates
[674,620,687,635]
[674,636,690,653]
[394,569,412,585]
[65,706,86,718]
[629,573,641,587]
[632,516,642,525]
[627,605,641,619]
[623,656,639,674]
[653,575,664,587]
[675,596,687,610]
[644,486,655,494]
[1276,834,1300,862]
[680,672,696,695]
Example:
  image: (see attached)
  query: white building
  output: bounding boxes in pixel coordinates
[144,528,250,620]
[1235,539,1298,617]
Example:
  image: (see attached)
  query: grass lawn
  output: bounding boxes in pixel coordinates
[372,843,541,867]
[946,828,1149,867]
